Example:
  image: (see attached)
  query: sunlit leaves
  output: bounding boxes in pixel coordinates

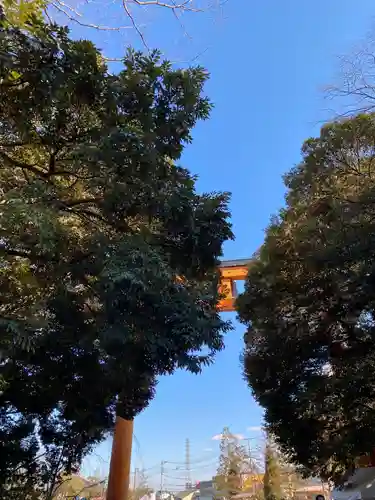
[2,0,45,29]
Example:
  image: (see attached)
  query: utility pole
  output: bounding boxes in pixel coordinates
[241,438,253,465]
[185,438,191,490]
[160,461,165,499]
[242,438,256,495]
[133,467,138,494]
[242,438,259,471]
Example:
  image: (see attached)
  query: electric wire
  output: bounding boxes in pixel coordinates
[165,453,218,466]
[133,434,146,472]
[164,460,218,473]
[133,437,219,490]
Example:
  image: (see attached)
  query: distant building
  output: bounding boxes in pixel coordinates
[174,480,215,500]
[198,480,215,500]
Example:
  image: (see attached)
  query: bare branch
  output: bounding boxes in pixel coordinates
[64,478,107,499]
[54,0,85,17]
[122,0,149,49]
[43,7,53,23]
[130,0,202,12]
[46,0,228,60]
[0,151,48,178]
[324,33,375,118]
[169,0,192,40]
[51,0,133,30]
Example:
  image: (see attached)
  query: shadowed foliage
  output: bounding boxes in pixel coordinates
[0,19,232,498]
[238,114,375,484]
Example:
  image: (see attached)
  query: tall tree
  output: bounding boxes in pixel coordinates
[263,441,282,500]
[237,113,375,484]
[0,18,232,498]
[214,427,250,499]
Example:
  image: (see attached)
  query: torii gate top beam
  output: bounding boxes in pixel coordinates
[218,258,252,312]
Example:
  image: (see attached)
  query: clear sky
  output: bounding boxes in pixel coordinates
[71,0,375,489]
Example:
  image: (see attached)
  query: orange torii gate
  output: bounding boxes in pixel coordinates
[217,258,252,312]
[106,258,252,500]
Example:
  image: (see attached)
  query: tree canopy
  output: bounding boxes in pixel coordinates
[0,19,232,498]
[237,113,375,484]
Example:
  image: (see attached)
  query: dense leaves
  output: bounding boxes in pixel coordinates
[237,114,375,484]
[0,20,232,497]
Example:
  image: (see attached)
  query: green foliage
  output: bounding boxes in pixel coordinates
[0,20,232,498]
[263,441,282,500]
[237,113,375,484]
[214,427,250,499]
[1,0,45,29]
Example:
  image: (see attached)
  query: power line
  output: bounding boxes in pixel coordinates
[131,436,219,487]
[190,460,218,469]
[163,474,190,480]
[165,460,218,472]
[164,453,218,466]
[136,454,217,473]
[133,435,146,471]
[143,464,161,472]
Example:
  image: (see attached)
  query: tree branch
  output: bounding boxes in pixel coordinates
[0,244,93,267]
[51,0,133,30]
[62,197,103,207]
[64,478,107,499]
[45,0,218,59]
[0,247,35,259]
[122,0,149,50]
[0,151,48,178]
[131,0,201,11]
[0,141,31,147]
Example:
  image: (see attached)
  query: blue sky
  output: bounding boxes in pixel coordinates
[73,0,375,488]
